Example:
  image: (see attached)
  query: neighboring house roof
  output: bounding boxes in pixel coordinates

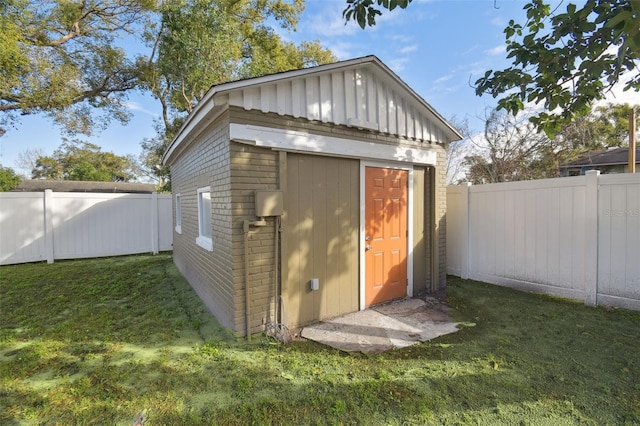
[164,55,463,165]
[12,180,157,193]
[559,147,640,168]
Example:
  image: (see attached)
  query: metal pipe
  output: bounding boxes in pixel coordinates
[629,107,636,173]
[274,216,280,323]
[243,220,251,341]
[243,218,268,340]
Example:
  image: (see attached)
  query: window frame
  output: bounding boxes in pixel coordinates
[175,193,182,234]
[196,186,213,251]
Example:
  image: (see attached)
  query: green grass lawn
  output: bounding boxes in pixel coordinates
[1,254,639,425]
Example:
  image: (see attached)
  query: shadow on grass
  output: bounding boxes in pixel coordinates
[1,257,639,425]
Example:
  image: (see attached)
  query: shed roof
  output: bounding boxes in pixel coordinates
[164,56,462,165]
[559,147,640,168]
[12,180,157,193]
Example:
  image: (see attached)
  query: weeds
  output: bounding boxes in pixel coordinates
[1,254,639,425]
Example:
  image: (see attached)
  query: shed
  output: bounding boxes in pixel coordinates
[163,56,462,336]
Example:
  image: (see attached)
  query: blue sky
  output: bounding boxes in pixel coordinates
[1,0,635,176]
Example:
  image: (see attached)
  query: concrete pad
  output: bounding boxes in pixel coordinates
[301,297,458,354]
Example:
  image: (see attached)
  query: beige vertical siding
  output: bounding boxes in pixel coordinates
[283,154,360,327]
[169,114,237,331]
[413,167,429,293]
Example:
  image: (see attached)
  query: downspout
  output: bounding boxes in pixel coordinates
[274,217,279,323]
[243,218,267,341]
[629,106,636,173]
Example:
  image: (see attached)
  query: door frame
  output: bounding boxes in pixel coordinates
[359,161,414,310]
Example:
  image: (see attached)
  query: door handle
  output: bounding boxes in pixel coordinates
[365,245,372,251]
[365,235,371,241]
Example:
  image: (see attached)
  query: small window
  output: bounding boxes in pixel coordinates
[175,194,182,234]
[196,186,213,251]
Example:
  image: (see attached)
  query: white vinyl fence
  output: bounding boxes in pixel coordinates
[447,171,640,311]
[0,190,173,265]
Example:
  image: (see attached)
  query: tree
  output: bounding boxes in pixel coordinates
[475,0,640,134]
[342,0,639,134]
[145,0,334,128]
[15,147,45,176]
[463,108,553,184]
[548,102,639,167]
[138,121,173,192]
[139,0,335,190]
[0,166,21,191]
[32,140,138,182]
[0,0,156,135]
[444,115,473,185]
[462,103,639,184]
[589,103,639,148]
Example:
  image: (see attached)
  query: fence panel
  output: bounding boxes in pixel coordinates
[52,193,156,260]
[447,172,640,310]
[0,193,47,264]
[0,191,173,265]
[158,195,173,251]
[597,174,640,309]
[445,184,468,278]
[466,178,591,301]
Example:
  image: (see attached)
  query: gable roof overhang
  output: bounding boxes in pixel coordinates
[163,55,462,166]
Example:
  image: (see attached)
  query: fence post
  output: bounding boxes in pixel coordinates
[151,192,159,254]
[584,170,599,306]
[44,189,54,264]
[461,182,471,280]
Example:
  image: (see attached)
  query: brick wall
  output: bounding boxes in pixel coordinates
[435,145,447,288]
[169,113,237,331]
[229,142,280,335]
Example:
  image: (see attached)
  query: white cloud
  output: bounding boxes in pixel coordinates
[125,101,159,117]
[324,41,361,61]
[375,7,405,26]
[486,45,506,56]
[491,16,505,27]
[600,72,640,106]
[461,44,481,56]
[391,34,413,44]
[433,74,453,85]
[399,44,418,54]
[388,57,410,73]
[307,8,359,37]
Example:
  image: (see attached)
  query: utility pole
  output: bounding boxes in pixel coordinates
[630,107,637,173]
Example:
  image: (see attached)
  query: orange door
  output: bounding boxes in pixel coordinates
[365,167,408,306]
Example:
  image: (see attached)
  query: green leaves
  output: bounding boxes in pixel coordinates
[140,0,334,188]
[0,0,156,136]
[0,166,21,191]
[476,0,639,136]
[343,0,413,29]
[32,140,138,182]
